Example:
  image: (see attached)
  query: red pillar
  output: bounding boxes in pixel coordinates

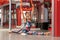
[54,0,60,37]
[16,8,21,26]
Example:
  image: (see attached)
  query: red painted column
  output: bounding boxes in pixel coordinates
[16,8,21,26]
[54,0,60,37]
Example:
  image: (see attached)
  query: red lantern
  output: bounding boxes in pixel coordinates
[0,0,3,3]
[3,0,9,4]
[44,0,48,2]
[0,0,3,5]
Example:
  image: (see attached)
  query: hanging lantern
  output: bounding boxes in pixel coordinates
[44,0,48,2]
[0,0,9,6]
[22,0,30,2]
[0,0,3,3]
[0,0,3,5]
[3,0,9,4]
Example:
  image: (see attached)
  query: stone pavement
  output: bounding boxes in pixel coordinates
[0,31,60,40]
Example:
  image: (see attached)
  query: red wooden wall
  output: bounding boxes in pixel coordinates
[54,0,60,37]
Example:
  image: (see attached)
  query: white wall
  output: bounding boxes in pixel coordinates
[0,13,1,19]
[0,9,2,18]
[12,0,44,3]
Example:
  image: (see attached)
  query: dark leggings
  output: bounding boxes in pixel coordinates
[42,22,49,30]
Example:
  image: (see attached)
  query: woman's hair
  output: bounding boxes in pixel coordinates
[41,2,51,8]
[25,12,31,15]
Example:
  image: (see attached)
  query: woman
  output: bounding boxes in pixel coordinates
[22,12,31,33]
